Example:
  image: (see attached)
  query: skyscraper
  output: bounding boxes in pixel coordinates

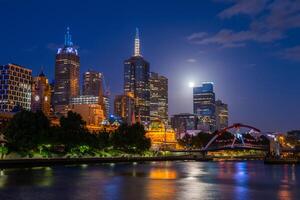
[31,71,51,116]
[114,92,135,124]
[0,64,32,112]
[82,70,106,117]
[193,82,216,132]
[216,100,229,130]
[53,27,80,112]
[150,72,168,123]
[124,28,150,125]
[82,70,104,97]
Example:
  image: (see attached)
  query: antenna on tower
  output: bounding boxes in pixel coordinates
[134,27,141,56]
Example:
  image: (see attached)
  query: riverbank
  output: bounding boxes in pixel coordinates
[0,155,213,168]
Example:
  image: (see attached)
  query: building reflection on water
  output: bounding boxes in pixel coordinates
[0,162,300,199]
[146,162,177,199]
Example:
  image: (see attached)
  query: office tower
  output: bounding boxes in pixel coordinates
[150,72,168,123]
[0,64,32,112]
[114,92,135,124]
[70,95,99,105]
[124,28,150,125]
[31,71,51,116]
[216,100,228,130]
[82,70,106,117]
[53,27,80,112]
[193,82,216,132]
[82,70,103,97]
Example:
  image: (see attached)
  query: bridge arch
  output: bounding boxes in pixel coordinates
[203,123,261,150]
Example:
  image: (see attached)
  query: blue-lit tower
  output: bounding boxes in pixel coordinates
[193,82,216,132]
[53,27,80,112]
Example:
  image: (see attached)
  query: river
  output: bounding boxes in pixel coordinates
[0,161,299,200]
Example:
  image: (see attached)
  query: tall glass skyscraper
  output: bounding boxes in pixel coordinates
[193,82,216,132]
[150,72,168,123]
[124,28,150,125]
[53,28,80,112]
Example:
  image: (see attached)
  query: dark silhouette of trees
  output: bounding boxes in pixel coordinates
[3,110,151,156]
[111,123,151,153]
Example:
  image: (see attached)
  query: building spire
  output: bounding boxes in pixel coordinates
[134,27,141,57]
[64,27,73,47]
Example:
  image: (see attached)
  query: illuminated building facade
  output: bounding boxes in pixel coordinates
[31,71,51,116]
[0,64,32,112]
[69,95,105,125]
[70,95,99,104]
[124,28,150,125]
[146,119,178,150]
[53,28,80,112]
[114,93,135,124]
[103,95,110,117]
[82,70,106,116]
[193,82,216,132]
[216,100,228,130]
[150,72,168,123]
[69,104,104,126]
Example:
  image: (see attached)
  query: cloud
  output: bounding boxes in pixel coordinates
[187,29,284,48]
[218,0,269,19]
[251,0,300,31]
[281,45,300,61]
[188,0,299,48]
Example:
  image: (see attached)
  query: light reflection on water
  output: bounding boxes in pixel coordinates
[0,161,299,200]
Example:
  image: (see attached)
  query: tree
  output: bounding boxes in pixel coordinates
[4,110,50,151]
[111,123,151,152]
[59,111,89,149]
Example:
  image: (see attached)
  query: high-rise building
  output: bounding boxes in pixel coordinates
[82,70,106,117]
[82,70,103,97]
[0,64,32,112]
[124,28,150,125]
[114,92,135,124]
[216,100,228,130]
[31,71,51,116]
[193,82,216,132]
[150,72,168,123]
[103,94,110,118]
[53,27,80,112]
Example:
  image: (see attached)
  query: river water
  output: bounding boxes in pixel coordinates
[0,161,299,200]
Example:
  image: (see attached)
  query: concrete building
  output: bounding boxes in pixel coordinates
[216,100,229,130]
[0,64,32,112]
[124,28,150,125]
[69,95,105,125]
[53,27,80,112]
[150,72,168,123]
[70,104,104,126]
[31,71,51,116]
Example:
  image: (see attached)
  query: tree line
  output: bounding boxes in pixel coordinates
[2,110,151,157]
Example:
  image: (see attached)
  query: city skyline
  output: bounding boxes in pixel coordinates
[1,0,300,131]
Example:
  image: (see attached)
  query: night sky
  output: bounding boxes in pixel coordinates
[0,0,300,131]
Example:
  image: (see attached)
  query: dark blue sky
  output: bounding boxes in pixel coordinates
[0,0,300,131]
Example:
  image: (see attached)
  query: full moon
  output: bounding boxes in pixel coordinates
[188,81,195,88]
